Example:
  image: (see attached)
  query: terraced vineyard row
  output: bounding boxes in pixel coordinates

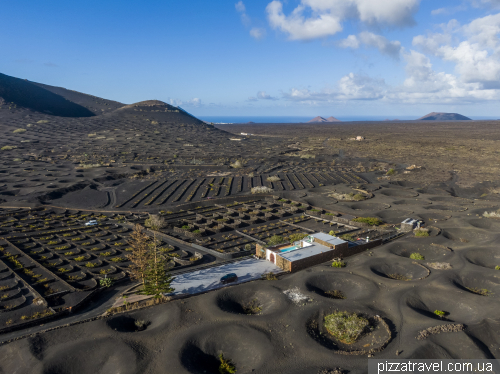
[113,172,366,209]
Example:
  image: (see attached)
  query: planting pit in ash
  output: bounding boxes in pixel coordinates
[179,324,273,374]
[305,273,378,301]
[41,337,137,374]
[464,248,500,270]
[370,260,429,281]
[349,202,390,211]
[452,271,500,297]
[216,286,286,315]
[388,242,453,262]
[306,308,392,355]
[106,315,150,332]
[380,189,418,198]
[404,289,477,323]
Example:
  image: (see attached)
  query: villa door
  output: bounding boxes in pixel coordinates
[270,253,275,263]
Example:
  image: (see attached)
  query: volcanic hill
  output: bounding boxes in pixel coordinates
[417,112,471,121]
[307,116,341,123]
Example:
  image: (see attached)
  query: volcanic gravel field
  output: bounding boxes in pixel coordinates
[0,73,500,373]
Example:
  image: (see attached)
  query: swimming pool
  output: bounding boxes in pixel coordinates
[280,245,299,253]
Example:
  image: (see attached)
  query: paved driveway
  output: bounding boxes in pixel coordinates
[169,258,281,295]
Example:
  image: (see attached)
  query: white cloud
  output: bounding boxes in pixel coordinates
[339,32,402,59]
[413,14,500,89]
[431,5,467,16]
[169,98,202,107]
[250,27,266,39]
[469,0,500,8]
[282,73,386,102]
[235,1,246,12]
[257,91,277,100]
[266,0,420,41]
[248,91,278,101]
[280,48,500,105]
[388,49,500,103]
[339,34,359,48]
[236,1,266,38]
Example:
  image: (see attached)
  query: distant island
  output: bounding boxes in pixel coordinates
[307,116,341,123]
[417,112,471,121]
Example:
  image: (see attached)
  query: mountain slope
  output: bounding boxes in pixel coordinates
[417,112,471,121]
[0,72,124,117]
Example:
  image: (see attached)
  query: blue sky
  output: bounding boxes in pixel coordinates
[1,0,500,117]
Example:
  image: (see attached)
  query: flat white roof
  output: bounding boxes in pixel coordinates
[310,232,347,246]
[278,242,336,262]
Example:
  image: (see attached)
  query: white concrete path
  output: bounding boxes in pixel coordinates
[169,257,282,296]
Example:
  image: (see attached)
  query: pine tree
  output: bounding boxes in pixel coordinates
[126,224,150,286]
[142,239,174,298]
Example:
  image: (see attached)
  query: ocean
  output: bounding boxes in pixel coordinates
[199,115,417,124]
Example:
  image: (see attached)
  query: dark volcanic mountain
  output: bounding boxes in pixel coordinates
[417,112,471,121]
[308,116,341,123]
[0,72,124,117]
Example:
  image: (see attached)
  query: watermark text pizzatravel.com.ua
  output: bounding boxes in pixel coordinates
[368,360,500,374]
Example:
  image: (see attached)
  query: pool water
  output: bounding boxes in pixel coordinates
[280,245,299,253]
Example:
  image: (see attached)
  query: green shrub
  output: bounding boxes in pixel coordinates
[352,217,383,226]
[13,128,26,133]
[414,229,430,237]
[329,230,338,236]
[466,287,491,296]
[495,266,500,270]
[434,310,446,317]
[410,253,425,260]
[287,233,308,242]
[1,146,17,151]
[339,233,355,241]
[219,354,236,374]
[386,168,396,175]
[323,311,369,344]
[331,260,346,268]
[267,235,284,246]
[325,290,346,299]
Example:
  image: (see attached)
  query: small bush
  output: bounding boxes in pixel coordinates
[495,266,500,270]
[99,277,113,288]
[414,228,430,237]
[261,272,278,280]
[329,230,338,236]
[466,287,491,296]
[483,209,500,218]
[243,298,262,315]
[388,273,411,281]
[331,260,346,268]
[434,310,446,317]
[37,120,49,124]
[287,232,308,242]
[266,176,281,182]
[352,217,383,226]
[410,253,425,260]
[386,168,396,175]
[251,186,274,194]
[230,160,243,168]
[13,128,26,133]
[219,354,237,374]
[267,235,284,246]
[325,290,346,299]
[1,146,17,151]
[323,311,369,344]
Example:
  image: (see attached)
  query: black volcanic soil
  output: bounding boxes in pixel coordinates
[0,75,500,373]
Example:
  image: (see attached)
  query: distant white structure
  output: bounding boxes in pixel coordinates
[401,218,421,232]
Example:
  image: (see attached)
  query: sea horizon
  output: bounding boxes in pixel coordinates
[198,115,498,124]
